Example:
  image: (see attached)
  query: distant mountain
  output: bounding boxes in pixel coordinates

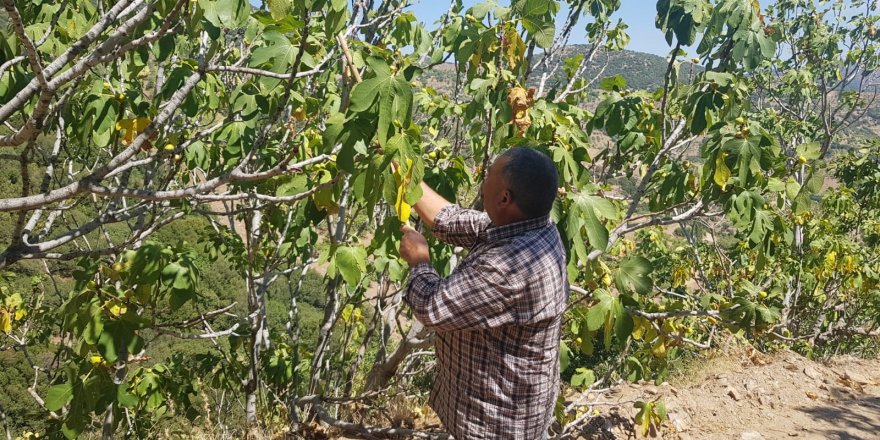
[845,69,880,91]
[420,46,701,96]
[868,71,880,87]
[527,46,702,93]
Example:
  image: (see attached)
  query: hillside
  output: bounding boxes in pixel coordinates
[421,47,701,95]
[528,46,702,92]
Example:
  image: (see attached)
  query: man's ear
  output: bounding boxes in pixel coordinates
[499,189,513,206]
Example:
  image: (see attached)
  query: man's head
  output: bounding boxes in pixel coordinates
[482,147,559,226]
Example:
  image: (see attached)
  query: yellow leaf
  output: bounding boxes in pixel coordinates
[750,0,765,25]
[0,309,11,334]
[825,251,837,266]
[292,107,306,121]
[507,86,535,135]
[645,324,658,342]
[104,299,127,317]
[632,316,648,341]
[714,153,731,190]
[14,308,26,321]
[503,26,526,69]
[395,191,412,223]
[508,87,529,110]
[115,117,152,145]
[312,170,339,214]
[394,159,414,223]
[651,338,667,357]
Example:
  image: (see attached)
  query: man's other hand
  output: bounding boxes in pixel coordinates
[400,225,430,266]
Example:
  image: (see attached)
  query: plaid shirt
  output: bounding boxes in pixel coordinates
[405,204,569,440]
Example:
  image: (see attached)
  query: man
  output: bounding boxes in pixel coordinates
[398,147,569,439]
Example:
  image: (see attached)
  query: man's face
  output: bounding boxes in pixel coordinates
[482,156,509,225]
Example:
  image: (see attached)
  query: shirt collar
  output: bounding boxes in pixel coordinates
[482,214,551,243]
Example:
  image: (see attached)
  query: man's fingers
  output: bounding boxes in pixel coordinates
[401,224,417,234]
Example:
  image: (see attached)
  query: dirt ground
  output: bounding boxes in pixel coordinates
[328,349,879,440]
[569,350,880,440]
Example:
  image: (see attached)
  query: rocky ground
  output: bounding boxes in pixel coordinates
[568,349,880,440]
[325,347,879,439]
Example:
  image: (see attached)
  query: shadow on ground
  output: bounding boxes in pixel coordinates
[797,388,880,440]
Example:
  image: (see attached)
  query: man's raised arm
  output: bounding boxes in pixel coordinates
[412,182,450,229]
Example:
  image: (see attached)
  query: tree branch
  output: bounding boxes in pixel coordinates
[0,0,138,124]
[156,323,241,340]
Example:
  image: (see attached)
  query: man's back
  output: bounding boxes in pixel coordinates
[406,205,569,439]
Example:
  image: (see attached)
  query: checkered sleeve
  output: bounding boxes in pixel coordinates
[431,204,491,249]
[404,250,521,332]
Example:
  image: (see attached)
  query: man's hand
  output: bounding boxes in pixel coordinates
[400,224,430,266]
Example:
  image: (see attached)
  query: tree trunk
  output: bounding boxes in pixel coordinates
[308,277,341,396]
[1,402,11,440]
[286,263,310,429]
[101,402,114,440]
[364,321,434,391]
[244,209,266,428]
[782,134,806,327]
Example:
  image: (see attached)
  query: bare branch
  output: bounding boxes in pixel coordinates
[91,0,187,66]
[156,323,241,340]
[0,56,25,80]
[86,157,341,203]
[154,303,238,328]
[587,120,691,261]
[0,71,203,212]
[2,0,48,88]
[628,307,730,320]
[207,62,333,80]
[0,0,138,124]
[619,200,708,235]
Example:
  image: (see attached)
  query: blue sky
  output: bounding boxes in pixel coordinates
[249,0,784,57]
[248,0,677,55]
[410,0,674,56]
